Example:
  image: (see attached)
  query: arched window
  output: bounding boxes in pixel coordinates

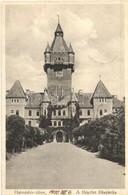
[36,110,39,116]
[28,121,31,126]
[58,110,61,116]
[63,110,65,116]
[29,110,32,116]
[53,110,56,116]
[79,110,82,116]
[44,110,46,116]
[58,121,61,127]
[87,110,90,116]
[16,110,19,116]
[100,109,103,116]
[54,121,57,127]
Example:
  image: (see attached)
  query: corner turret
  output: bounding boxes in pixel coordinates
[44,43,51,64]
[68,43,75,70]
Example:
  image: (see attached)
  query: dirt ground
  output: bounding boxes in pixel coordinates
[6,143,125,189]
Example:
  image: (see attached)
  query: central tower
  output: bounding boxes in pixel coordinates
[44,21,75,97]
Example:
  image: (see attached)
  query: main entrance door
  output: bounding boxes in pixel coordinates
[56,131,63,142]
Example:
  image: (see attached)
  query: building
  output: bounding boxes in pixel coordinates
[6,21,124,142]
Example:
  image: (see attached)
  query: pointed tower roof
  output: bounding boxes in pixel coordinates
[55,23,63,34]
[6,80,26,98]
[44,43,51,53]
[71,90,78,102]
[51,22,68,52]
[68,43,74,54]
[93,80,112,98]
[43,88,50,102]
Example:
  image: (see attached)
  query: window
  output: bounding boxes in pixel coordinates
[100,98,106,102]
[58,121,61,127]
[104,109,107,113]
[16,110,19,116]
[28,121,31,126]
[44,110,46,116]
[58,110,61,116]
[14,99,16,102]
[56,70,63,77]
[11,110,14,113]
[87,110,90,116]
[56,85,63,96]
[54,121,57,127]
[100,110,103,116]
[17,99,19,102]
[36,110,39,116]
[63,110,66,116]
[79,110,82,116]
[53,110,56,116]
[29,110,32,116]
[11,99,13,102]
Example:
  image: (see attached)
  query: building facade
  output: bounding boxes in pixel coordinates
[6,21,123,142]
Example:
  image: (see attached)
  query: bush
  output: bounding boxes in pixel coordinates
[6,115,25,153]
[72,106,125,165]
[6,115,46,155]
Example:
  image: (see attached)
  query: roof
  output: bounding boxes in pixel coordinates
[112,97,124,108]
[68,44,74,54]
[93,80,112,98]
[71,91,77,102]
[50,36,68,52]
[44,43,51,53]
[51,22,68,52]
[76,93,93,108]
[43,89,50,102]
[6,80,26,98]
[55,23,63,34]
[26,93,43,108]
[50,94,71,106]
[25,92,93,108]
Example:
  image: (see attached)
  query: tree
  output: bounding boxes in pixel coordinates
[6,115,25,153]
[99,106,125,164]
[39,115,51,129]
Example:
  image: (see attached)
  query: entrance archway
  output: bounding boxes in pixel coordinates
[51,130,69,143]
[56,131,63,142]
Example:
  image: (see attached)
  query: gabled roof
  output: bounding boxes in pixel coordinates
[6,80,26,98]
[112,97,124,108]
[93,80,112,98]
[77,93,93,108]
[26,93,43,108]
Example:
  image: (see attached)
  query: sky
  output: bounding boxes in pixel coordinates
[5,4,124,100]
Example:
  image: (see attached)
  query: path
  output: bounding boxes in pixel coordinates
[6,143,125,189]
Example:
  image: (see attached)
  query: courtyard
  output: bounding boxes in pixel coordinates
[6,143,125,189]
